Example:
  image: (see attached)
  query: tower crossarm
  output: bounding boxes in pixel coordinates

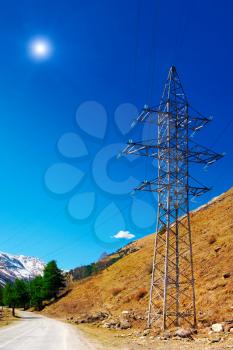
[131,105,211,133]
[134,179,210,197]
[122,139,223,164]
[122,140,159,158]
[188,141,224,164]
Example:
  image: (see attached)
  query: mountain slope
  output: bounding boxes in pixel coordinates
[44,187,233,326]
[0,252,45,286]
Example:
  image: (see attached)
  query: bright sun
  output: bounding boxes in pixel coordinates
[28,37,53,60]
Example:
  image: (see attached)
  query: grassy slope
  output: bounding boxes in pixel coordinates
[44,187,233,326]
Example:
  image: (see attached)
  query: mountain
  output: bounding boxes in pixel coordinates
[0,252,45,286]
[43,187,233,328]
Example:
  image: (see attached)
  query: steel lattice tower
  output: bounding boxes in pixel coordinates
[123,66,223,330]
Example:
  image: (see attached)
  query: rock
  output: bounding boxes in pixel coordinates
[121,310,137,320]
[122,310,130,316]
[159,336,168,341]
[161,331,173,340]
[102,319,119,329]
[76,311,109,324]
[224,323,233,332]
[119,320,132,329]
[142,329,150,336]
[211,323,224,332]
[230,328,233,334]
[90,311,109,322]
[174,328,193,339]
[214,246,221,253]
[208,337,221,343]
[223,272,231,279]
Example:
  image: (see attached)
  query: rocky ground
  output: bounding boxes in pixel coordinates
[66,310,233,350]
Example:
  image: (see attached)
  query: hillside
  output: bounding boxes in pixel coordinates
[44,187,233,328]
[0,252,45,286]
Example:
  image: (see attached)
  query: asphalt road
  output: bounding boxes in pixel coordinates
[0,311,100,350]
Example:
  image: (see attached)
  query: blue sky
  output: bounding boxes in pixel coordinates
[0,0,232,269]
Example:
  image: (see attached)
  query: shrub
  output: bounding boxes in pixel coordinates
[111,287,123,296]
[146,264,153,274]
[135,287,147,301]
[208,235,216,244]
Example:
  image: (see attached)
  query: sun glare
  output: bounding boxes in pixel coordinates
[28,37,53,61]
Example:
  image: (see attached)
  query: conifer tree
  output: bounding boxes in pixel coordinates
[30,276,44,310]
[43,260,65,300]
[3,283,17,316]
[14,279,30,310]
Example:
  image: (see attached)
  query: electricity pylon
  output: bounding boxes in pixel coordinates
[123,66,223,331]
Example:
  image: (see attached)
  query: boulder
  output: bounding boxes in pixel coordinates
[91,311,109,321]
[208,337,221,343]
[174,328,193,339]
[78,311,109,323]
[102,319,119,329]
[119,320,132,329]
[161,331,173,340]
[121,310,136,320]
[122,310,130,316]
[224,323,233,332]
[211,323,224,332]
[142,329,150,336]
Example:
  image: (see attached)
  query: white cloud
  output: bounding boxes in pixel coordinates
[113,230,135,240]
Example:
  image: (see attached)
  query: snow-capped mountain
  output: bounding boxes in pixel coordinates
[0,252,45,286]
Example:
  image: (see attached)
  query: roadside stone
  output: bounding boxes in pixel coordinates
[119,320,132,329]
[224,323,233,332]
[174,328,193,339]
[121,310,137,320]
[162,330,173,339]
[88,311,109,322]
[121,310,130,317]
[223,272,231,279]
[142,329,150,336]
[214,246,221,253]
[208,337,221,343]
[211,323,224,332]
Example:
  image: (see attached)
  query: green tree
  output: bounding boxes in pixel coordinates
[14,279,30,310]
[43,260,65,300]
[0,287,3,306]
[30,276,44,311]
[3,283,17,316]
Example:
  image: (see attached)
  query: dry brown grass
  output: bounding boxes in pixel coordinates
[44,187,233,328]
